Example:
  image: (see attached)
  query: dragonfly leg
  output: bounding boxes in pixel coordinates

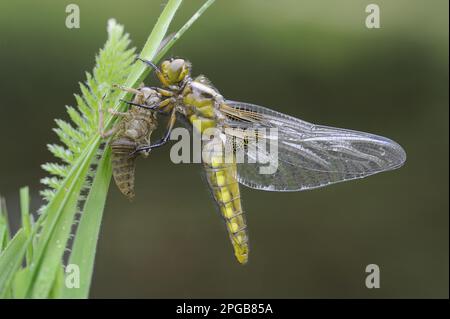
[136,57,170,87]
[113,84,142,96]
[108,108,128,116]
[155,87,174,97]
[131,107,177,155]
[131,85,174,97]
[120,98,174,116]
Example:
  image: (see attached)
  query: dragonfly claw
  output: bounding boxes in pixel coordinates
[130,146,151,158]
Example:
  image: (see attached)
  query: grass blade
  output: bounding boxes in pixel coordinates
[26,138,97,298]
[155,0,216,61]
[0,197,10,253]
[0,229,30,298]
[61,148,112,298]
[19,187,33,265]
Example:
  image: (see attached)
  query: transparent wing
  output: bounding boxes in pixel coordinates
[219,100,406,191]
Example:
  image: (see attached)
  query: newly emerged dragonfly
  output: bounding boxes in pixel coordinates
[122,57,406,264]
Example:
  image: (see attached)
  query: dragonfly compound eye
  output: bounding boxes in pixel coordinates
[165,58,189,83]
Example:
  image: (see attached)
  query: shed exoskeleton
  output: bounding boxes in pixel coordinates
[99,85,160,200]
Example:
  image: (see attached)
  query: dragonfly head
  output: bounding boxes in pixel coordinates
[160,58,191,85]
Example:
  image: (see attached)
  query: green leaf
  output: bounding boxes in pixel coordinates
[0,225,7,254]
[61,148,112,298]
[19,187,33,265]
[154,0,217,62]
[40,18,136,200]
[11,267,32,299]
[26,138,98,298]
[48,265,65,299]
[0,197,10,253]
[0,229,31,298]
[41,163,69,178]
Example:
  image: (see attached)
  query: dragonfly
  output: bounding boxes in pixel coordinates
[122,57,407,264]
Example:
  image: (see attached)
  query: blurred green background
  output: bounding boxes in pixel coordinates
[0,0,448,298]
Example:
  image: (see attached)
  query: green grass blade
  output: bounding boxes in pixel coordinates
[19,187,33,265]
[139,0,183,63]
[0,229,30,298]
[11,267,32,298]
[155,0,216,61]
[0,197,10,253]
[48,265,65,299]
[26,138,98,298]
[61,148,112,298]
[0,225,7,254]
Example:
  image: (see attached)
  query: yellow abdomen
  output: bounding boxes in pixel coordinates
[185,86,249,264]
[202,138,249,264]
